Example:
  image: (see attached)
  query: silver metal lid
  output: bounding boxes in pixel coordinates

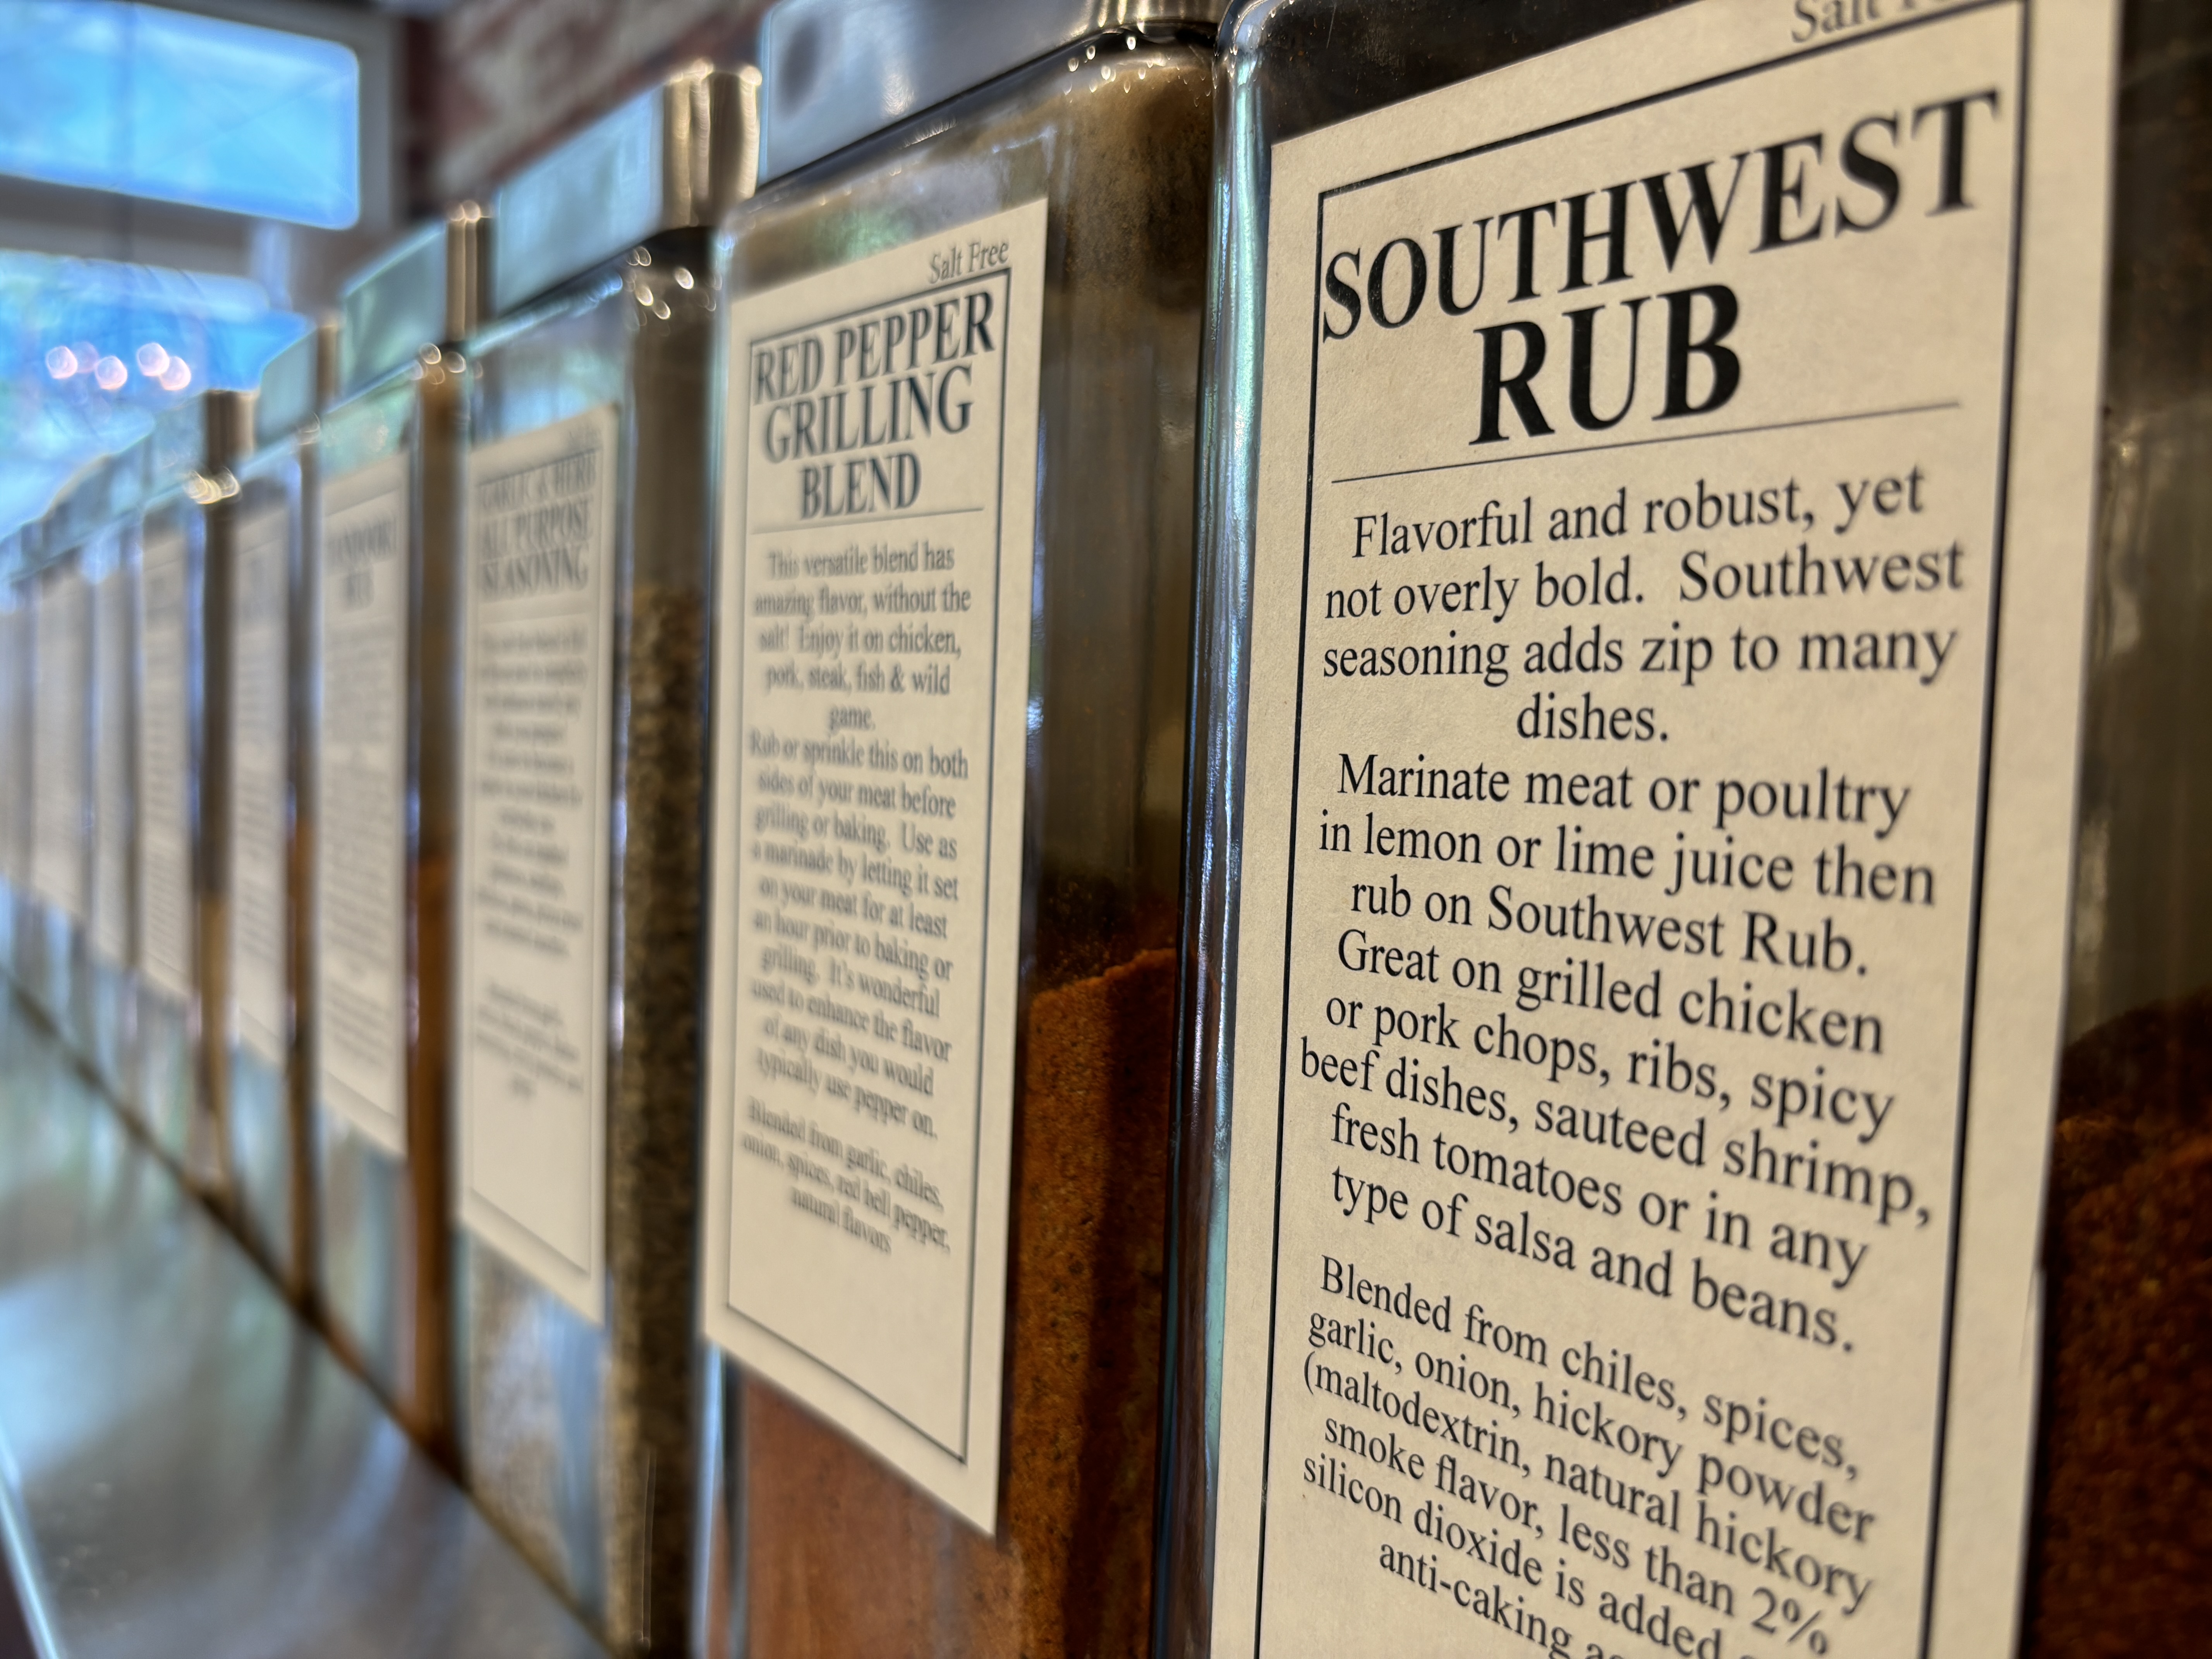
[488,64,758,318]
[252,315,340,450]
[151,390,251,493]
[338,204,488,397]
[756,0,1223,182]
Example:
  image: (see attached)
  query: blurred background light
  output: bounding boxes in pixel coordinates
[0,249,304,528]
[0,0,361,229]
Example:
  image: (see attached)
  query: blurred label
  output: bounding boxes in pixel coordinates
[316,455,410,1154]
[32,562,90,922]
[230,498,290,1067]
[91,544,132,964]
[137,519,192,1001]
[455,405,618,1319]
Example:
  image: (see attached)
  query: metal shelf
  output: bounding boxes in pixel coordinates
[0,998,606,1659]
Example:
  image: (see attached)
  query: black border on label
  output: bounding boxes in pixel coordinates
[720,261,1017,1465]
[1251,3,2032,1650]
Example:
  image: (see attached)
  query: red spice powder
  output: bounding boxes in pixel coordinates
[745,946,1176,1658]
[2025,989,2212,1654]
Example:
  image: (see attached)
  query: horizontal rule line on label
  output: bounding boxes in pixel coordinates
[1329,400,1962,486]
[749,503,987,535]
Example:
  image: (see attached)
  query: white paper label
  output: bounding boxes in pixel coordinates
[315,458,411,1152]
[456,405,618,1318]
[0,601,23,888]
[230,500,290,1065]
[1209,2,2117,1655]
[137,521,193,1001]
[701,200,1047,1528]
[92,542,133,965]
[31,563,91,921]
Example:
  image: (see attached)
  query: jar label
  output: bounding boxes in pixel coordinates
[230,498,290,1068]
[701,197,1048,1529]
[31,562,91,924]
[1213,0,2116,1653]
[316,455,411,1154]
[456,405,620,1319]
[91,541,132,965]
[137,518,193,1003]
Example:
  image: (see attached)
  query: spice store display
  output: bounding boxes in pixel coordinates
[136,392,250,1189]
[1161,0,2138,1654]
[225,324,335,1297]
[313,207,484,1451]
[450,64,752,1653]
[699,5,1214,1650]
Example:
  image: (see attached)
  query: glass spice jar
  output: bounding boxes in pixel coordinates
[87,437,150,1108]
[2023,0,2212,1649]
[136,391,251,1188]
[313,206,486,1452]
[449,64,754,1654]
[225,322,338,1298]
[1159,1,2167,1656]
[24,468,97,1054]
[696,5,1217,1653]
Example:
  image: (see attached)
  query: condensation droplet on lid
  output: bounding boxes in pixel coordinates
[674,268,694,289]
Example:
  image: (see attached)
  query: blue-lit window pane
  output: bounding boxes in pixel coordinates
[0,2,358,228]
[0,251,305,531]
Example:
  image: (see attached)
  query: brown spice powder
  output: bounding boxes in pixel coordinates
[746,945,1176,1659]
[2025,988,2212,1654]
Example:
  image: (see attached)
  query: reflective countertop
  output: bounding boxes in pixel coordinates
[0,999,606,1659]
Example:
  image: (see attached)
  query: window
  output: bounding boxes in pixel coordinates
[0,0,360,228]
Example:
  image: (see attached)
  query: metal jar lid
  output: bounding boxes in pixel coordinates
[488,64,759,319]
[338,204,488,398]
[252,316,341,452]
[756,0,1226,184]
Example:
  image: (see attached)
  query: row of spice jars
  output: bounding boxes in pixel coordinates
[1,0,2204,1651]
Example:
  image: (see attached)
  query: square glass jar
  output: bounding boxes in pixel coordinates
[697,5,1218,1652]
[136,392,250,1187]
[86,439,150,1107]
[0,533,31,980]
[448,65,753,1653]
[1157,1,2198,1654]
[311,207,484,1451]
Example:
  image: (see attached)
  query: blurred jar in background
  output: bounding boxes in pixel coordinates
[313,208,484,1456]
[23,466,96,1054]
[225,321,337,1300]
[86,438,149,1108]
[0,532,31,978]
[137,390,249,1190]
